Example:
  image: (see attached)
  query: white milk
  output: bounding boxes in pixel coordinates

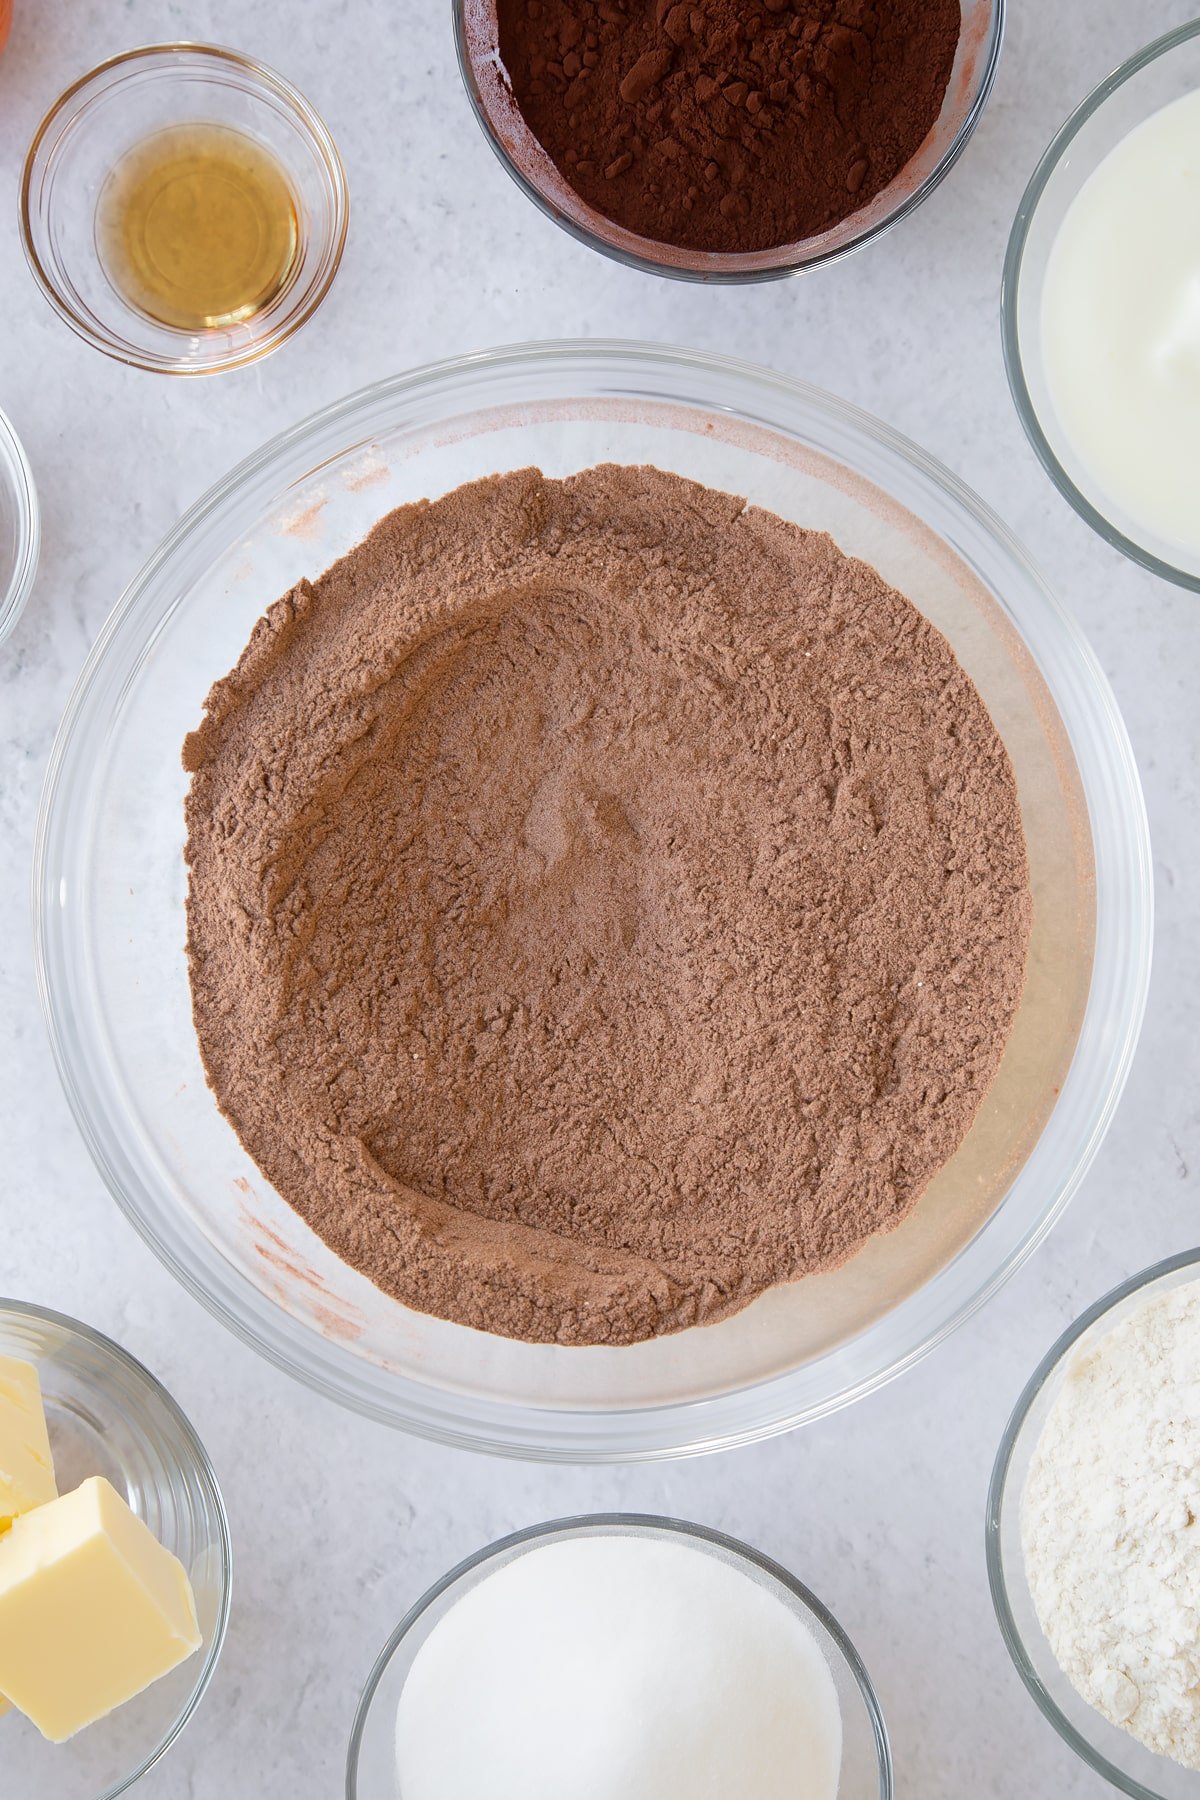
[1040,87,1200,557]
[395,1533,843,1799]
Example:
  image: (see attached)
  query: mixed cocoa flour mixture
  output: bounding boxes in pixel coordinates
[492,0,962,253]
[183,466,1030,1347]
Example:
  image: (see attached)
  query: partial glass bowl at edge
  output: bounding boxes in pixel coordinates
[0,1299,230,1800]
[348,1515,892,1799]
[33,341,1151,1461]
[1003,20,1200,589]
[987,1250,1200,1800]
[0,405,39,647]
[455,0,1004,282]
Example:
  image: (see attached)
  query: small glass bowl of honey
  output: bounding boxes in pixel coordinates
[21,44,349,376]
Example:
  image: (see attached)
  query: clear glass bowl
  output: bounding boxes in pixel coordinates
[1003,21,1200,589]
[455,0,1004,282]
[0,405,39,646]
[21,43,349,376]
[348,1514,892,1798]
[33,341,1150,1461]
[0,1298,231,1799]
[987,1250,1200,1799]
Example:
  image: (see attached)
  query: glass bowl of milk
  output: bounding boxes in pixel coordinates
[348,1514,892,1799]
[1004,21,1200,589]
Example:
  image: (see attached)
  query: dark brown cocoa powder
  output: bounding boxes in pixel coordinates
[494,0,962,253]
[183,466,1030,1347]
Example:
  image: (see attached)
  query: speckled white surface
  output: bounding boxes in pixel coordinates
[2,3,1198,1796]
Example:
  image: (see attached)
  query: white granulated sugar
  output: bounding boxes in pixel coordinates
[394,1533,842,1800]
[1022,1278,1200,1770]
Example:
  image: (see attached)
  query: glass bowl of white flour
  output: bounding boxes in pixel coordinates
[988,1248,1200,1799]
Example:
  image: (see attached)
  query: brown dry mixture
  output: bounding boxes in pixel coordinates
[183,465,1030,1347]
[494,0,962,252]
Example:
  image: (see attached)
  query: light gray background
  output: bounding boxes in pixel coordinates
[2,3,1197,1795]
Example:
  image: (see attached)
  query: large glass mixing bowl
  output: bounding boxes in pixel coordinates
[34,342,1151,1461]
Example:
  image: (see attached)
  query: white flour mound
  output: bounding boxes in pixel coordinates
[1022,1278,1200,1770]
[395,1534,842,1800]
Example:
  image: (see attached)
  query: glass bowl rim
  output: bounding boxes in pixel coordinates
[346,1510,894,1799]
[32,337,1152,1461]
[0,404,40,648]
[1001,18,1200,592]
[985,1246,1200,1799]
[451,0,1006,284]
[19,40,350,378]
[0,1294,233,1800]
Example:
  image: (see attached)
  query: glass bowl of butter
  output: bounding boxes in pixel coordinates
[1004,20,1200,589]
[0,1298,231,1799]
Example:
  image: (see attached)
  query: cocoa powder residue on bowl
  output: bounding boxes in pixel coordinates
[492,0,963,254]
[183,465,1030,1348]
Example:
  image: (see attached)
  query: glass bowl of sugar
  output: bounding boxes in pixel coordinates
[1004,21,1200,589]
[348,1514,892,1799]
[988,1248,1200,1799]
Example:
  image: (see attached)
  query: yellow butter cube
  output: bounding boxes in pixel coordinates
[0,1355,57,1723]
[0,1475,202,1741]
[0,1355,57,1530]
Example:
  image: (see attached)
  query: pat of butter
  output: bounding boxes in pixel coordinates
[0,1355,57,1530]
[0,1475,202,1741]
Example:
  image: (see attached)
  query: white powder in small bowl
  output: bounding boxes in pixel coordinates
[394,1533,842,1799]
[1022,1277,1200,1770]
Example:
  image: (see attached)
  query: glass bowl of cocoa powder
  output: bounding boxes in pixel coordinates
[34,342,1149,1460]
[454,0,1003,280]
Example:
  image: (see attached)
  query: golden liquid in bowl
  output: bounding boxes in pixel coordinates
[98,123,299,332]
